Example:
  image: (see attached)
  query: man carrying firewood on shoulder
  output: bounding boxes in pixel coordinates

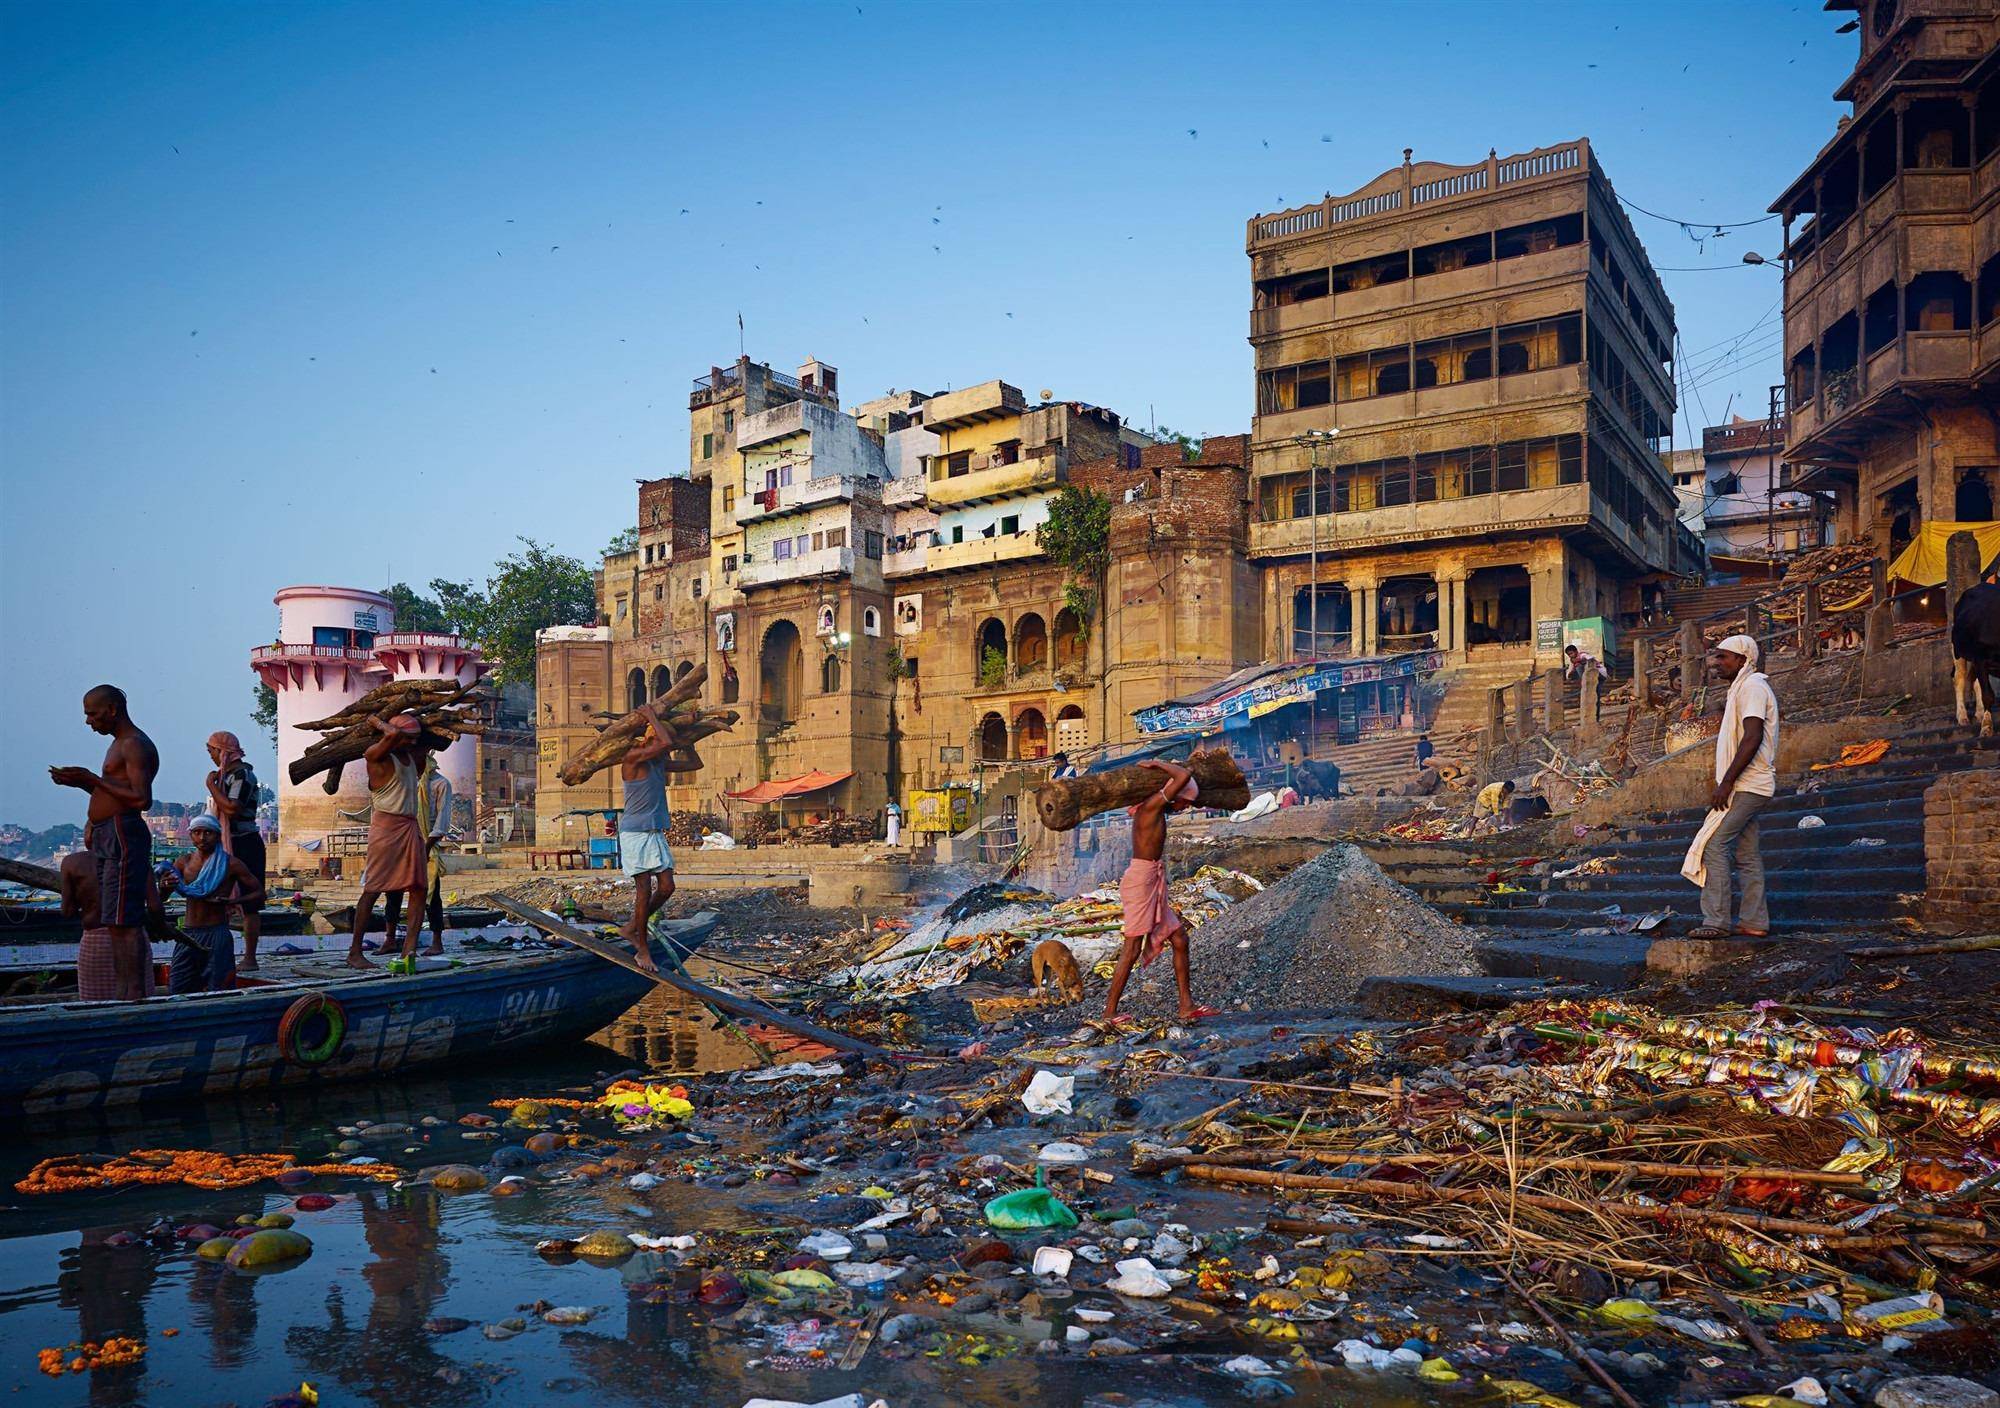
[617,700,678,973]
[1101,757,1217,1028]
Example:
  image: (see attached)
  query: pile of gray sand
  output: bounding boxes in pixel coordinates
[1119,842,1479,1016]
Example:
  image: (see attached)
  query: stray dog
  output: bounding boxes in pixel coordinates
[1029,939,1084,1003]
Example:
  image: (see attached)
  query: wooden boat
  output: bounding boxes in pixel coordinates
[0,912,717,1121]
[0,904,311,941]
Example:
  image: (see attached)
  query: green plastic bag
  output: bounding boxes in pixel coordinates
[983,1169,1079,1230]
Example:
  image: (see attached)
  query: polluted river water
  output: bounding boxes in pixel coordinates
[0,949,1416,1408]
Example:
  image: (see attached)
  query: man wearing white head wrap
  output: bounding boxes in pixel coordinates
[1686,634,1780,938]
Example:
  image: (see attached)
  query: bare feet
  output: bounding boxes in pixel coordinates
[424,943,445,957]
[345,953,375,970]
[631,947,660,976]
[238,960,260,973]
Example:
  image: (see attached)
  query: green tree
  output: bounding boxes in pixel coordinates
[604,526,639,556]
[1038,485,1112,633]
[446,538,598,683]
[978,645,1007,689]
[381,581,454,633]
[251,681,278,749]
[1151,424,1201,458]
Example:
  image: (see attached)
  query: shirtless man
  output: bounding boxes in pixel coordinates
[1101,757,1213,1026]
[60,848,154,1001]
[616,701,678,974]
[49,685,159,1001]
[160,814,265,994]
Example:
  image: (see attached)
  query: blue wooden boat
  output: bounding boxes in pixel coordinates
[0,912,717,1121]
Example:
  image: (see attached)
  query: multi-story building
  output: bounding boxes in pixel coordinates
[1244,139,1682,685]
[891,436,1260,792]
[703,393,897,818]
[1693,413,1833,576]
[532,624,615,846]
[691,357,843,616]
[1774,0,2000,549]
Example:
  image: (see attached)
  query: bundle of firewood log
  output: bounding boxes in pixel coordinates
[1034,745,1249,831]
[288,680,487,791]
[556,662,738,786]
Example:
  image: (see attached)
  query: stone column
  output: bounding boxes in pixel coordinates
[1511,677,1534,743]
[1540,667,1563,736]
[1486,686,1508,746]
[1353,585,1376,656]
[1443,576,1469,656]
[1678,619,1703,693]
[1864,601,1892,660]
[1579,664,1601,742]
[1799,586,1820,662]
[1633,636,1655,703]
[1945,530,1980,619]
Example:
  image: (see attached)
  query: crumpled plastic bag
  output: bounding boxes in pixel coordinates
[983,1170,1079,1231]
[1036,1141,1090,1165]
[1222,1355,1281,1377]
[1021,1070,1075,1115]
[798,1231,854,1260]
[1105,1256,1172,1298]
[1335,1339,1423,1371]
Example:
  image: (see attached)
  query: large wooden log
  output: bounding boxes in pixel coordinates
[289,719,478,787]
[557,665,714,786]
[1034,746,1249,831]
[0,857,62,893]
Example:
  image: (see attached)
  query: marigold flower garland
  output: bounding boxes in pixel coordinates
[15,1149,402,1195]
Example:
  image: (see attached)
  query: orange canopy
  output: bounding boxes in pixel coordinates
[725,770,854,804]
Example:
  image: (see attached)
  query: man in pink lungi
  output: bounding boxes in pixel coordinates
[1102,756,1217,1026]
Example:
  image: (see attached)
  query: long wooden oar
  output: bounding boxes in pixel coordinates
[490,896,911,1064]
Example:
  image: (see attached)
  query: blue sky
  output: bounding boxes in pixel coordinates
[1,0,1853,827]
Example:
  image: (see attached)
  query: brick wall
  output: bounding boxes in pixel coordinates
[1924,768,2000,926]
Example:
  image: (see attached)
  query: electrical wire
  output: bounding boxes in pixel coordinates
[1618,196,1777,230]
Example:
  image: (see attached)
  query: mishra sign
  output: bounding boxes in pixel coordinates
[1134,651,1443,735]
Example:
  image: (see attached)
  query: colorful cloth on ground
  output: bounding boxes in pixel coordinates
[363,811,426,891]
[619,831,674,878]
[170,923,236,995]
[1716,634,1779,797]
[1118,857,1183,965]
[77,927,155,1001]
[87,812,151,928]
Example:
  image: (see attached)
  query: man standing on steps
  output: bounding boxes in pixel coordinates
[1686,635,1779,939]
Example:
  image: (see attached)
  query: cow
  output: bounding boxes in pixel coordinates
[1951,580,2000,736]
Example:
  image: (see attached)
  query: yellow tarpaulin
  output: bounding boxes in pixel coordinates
[1885,520,2000,587]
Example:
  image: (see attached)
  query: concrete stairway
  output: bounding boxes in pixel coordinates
[1367,722,1996,998]
[1428,654,1540,740]
[1324,733,1428,797]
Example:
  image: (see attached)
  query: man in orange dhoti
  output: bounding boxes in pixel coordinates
[1102,757,1217,1026]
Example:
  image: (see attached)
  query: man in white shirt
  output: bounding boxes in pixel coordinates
[1690,634,1779,938]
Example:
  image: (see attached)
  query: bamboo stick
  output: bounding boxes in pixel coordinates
[1169,1163,1957,1240]
[1132,1148,1869,1187]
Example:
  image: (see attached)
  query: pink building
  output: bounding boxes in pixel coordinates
[250,586,487,867]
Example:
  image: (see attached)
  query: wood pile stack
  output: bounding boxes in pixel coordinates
[288,680,487,792]
[787,815,875,847]
[555,663,738,787]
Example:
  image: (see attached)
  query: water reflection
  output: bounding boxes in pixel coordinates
[592,983,761,1075]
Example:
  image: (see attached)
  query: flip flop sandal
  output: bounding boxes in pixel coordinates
[1685,926,1734,939]
[1734,927,1770,938]
[1180,1005,1223,1023]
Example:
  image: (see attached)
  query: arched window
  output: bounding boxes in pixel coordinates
[759,621,803,724]
[821,652,842,694]
[720,659,740,704]
[1053,607,1085,668]
[975,617,1007,686]
[674,660,695,680]
[1014,707,1049,759]
[977,712,1008,760]
[626,668,647,711]
[650,665,670,700]
[862,606,882,637]
[1014,613,1048,674]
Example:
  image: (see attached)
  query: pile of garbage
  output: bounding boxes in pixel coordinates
[844,866,1263,998]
